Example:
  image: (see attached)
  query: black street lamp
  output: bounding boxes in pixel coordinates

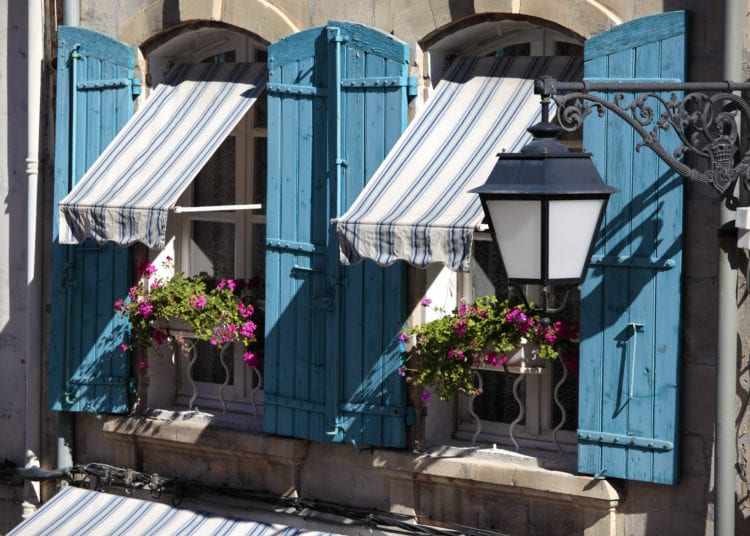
[470,100,617,292]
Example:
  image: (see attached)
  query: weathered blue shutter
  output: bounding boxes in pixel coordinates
[49,27,138,413]
[578,11,687,484]
[265,21,411,446]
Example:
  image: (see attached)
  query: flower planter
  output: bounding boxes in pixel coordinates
[475,343,547,375]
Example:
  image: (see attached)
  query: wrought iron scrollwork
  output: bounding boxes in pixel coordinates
[552,87,750,194]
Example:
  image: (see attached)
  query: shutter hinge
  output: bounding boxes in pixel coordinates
[77,78,131,90]
[131,78,142,97]
[577,429,673,451]
[69,375,127,386]
[291,264,323,277]
[590,255,676,269]
[340,76,414,89]
[326,417,346,443]
[267,83,327,97]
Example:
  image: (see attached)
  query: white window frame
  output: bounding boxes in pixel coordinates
[147,28,267,416]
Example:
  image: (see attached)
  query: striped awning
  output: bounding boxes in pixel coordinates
[7,486,351,536]
[335,56,582,272]
[58,62,267,249]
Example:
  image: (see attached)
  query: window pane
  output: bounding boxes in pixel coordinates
[254,94,267,129]
[191,221,235,279]
[496,42,530,57]
[473,371,524,424]
[253,138,267,211]
[193,137,236,206]
[552,359,578,431]
[192,340,234,385]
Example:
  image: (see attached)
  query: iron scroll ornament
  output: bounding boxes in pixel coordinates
[537,78,750,194]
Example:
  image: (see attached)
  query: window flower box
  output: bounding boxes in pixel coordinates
[401,296,577,402]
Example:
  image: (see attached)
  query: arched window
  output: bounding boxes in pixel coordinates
[424,18,583,452]
[145,27,268,415]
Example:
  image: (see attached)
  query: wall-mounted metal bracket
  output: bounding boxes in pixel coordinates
[537,77,750,194]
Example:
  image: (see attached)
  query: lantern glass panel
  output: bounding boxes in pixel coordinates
[547,198,604,279]
[486,199,541,280]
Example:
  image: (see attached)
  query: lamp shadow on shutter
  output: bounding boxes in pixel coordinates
[580,170,683,332]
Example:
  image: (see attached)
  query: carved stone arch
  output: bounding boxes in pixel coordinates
[119,0,299,48]
[420,12,586,53]
[419,12,586,88]
[409,0,620,43]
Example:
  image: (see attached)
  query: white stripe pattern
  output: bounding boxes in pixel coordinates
[336,56,582,272]
[58,63,267,249]
[7,487,345,536]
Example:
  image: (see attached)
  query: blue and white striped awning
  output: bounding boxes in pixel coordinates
[58,63,267,249]
[7,486,357,535]
[336,56,582,272]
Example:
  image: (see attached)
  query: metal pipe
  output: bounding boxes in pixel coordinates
[56,0,79,486]
[62,0,79,26]
[716,1,742,534]
[22,0,44,519]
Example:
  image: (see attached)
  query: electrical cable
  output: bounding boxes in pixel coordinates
[9,461,507,536]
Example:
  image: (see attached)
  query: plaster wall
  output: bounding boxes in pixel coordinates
[41,0,750,534]
[0,0,32,531]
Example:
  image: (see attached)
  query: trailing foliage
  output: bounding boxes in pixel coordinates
[401,296,578,401]
[115,258,262,369]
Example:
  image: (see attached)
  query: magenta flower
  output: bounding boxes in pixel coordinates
[128,286,138,300]
[120,343,128,352]
[397,366,406,377]
[420,298,432,307]
[458,302,469,317]
[217,278,237,292]
[243,352,261,367]
[421,390,432,403]
[240,321,256,338]
[139,261,156,278]
[152,329,168,345]
[114,298,124,312]
[137,360,150,369]
[448,348,465,360]
[137,301,153,318]
[398,332,410,344]
[238,302,254,318]
[189,295,207,309]
[453,319,466,336]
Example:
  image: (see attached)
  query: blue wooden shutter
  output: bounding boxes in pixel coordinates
[578,11,687,484]
[49,27,138,413]
[264,21,411,447]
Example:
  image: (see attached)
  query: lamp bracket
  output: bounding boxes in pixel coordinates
[537,78,750,194]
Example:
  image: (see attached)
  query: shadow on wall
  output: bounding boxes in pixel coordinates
[0,0,30,533]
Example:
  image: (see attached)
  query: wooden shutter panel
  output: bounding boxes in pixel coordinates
[578,11,687,484]
[49,27,138,413]
[264,21,411,447]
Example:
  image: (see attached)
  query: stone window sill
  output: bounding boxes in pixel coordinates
[102,409,622,508]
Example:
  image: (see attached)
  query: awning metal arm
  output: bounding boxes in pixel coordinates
[170,203,262,214]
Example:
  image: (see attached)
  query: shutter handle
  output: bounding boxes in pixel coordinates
[628,323,645,399]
